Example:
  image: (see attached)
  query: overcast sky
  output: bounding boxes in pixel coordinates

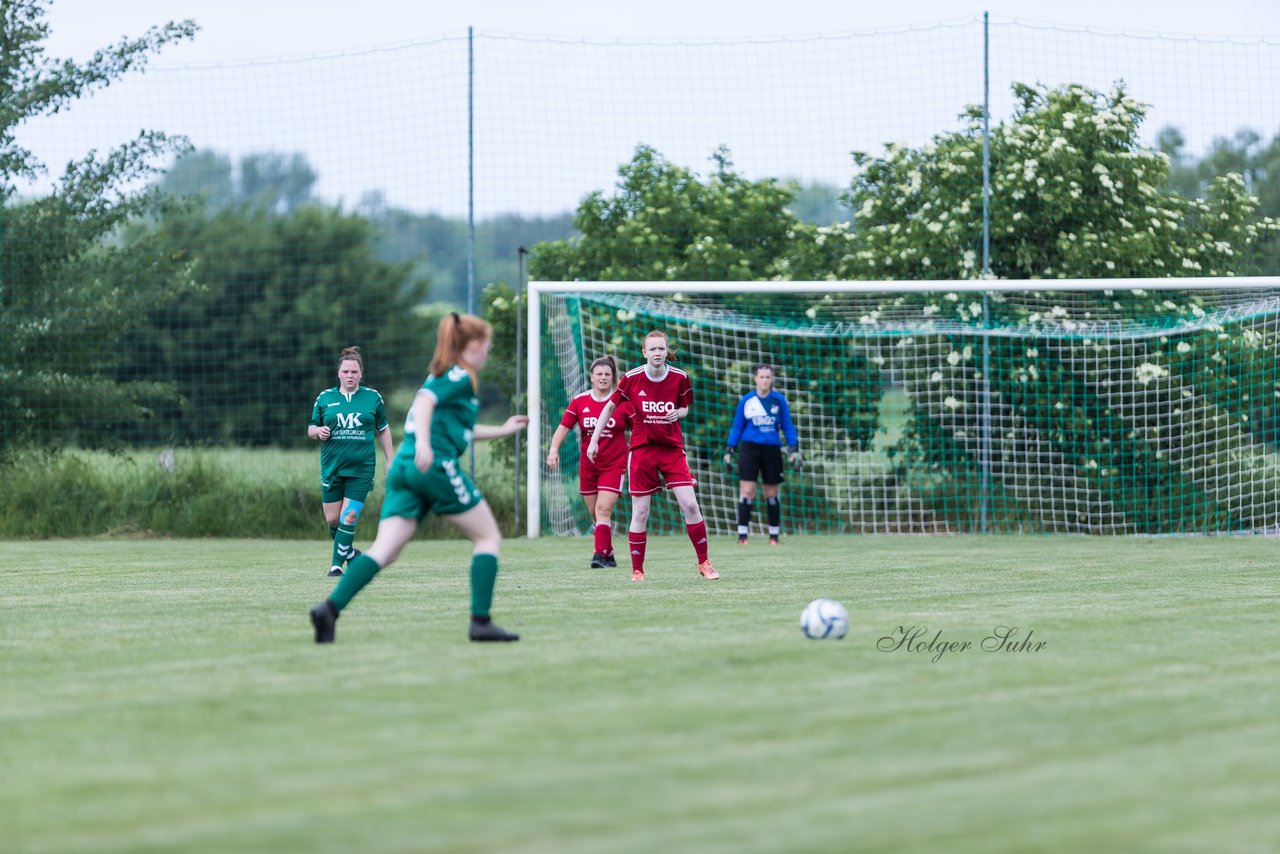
[42,0,1280,64]
[27,1,1280,219]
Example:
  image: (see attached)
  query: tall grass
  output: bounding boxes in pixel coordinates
[0,446,521,539]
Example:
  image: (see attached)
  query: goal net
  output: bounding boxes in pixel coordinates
[527,278,1280,537]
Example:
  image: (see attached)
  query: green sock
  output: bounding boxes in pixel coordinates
[332,523,357,566]
[330,553,381,611]
[328,524,338,540]
[469,553,499,618]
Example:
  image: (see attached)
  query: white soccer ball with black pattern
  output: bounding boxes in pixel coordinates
[800,598,849,640]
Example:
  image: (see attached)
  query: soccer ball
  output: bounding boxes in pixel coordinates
[800,598,849,640]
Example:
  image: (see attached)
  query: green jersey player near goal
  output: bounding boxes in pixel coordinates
[309,312,529,644]
[307,346,394,577]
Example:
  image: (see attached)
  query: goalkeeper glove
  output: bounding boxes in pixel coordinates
[723,448,735,472]
[787,447,804,469]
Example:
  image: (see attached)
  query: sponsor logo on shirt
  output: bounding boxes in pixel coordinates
[335,412,364,429]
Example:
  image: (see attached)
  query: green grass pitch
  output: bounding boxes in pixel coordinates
[3,535,1278,852]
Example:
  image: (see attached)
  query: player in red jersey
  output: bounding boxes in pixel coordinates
[546,355,634,569]
[587,330,718,582]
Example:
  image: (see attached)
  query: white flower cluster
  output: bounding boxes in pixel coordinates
[1134,362,1169,386]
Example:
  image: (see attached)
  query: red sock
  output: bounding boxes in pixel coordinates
[594,522,613,556]
[686,520,709,563]
[628,531,647,571]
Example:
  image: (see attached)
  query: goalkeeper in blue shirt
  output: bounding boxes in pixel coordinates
[723,363,801,545]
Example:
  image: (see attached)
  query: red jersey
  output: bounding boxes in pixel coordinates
[561,391,633,470]
[611,364,693,450]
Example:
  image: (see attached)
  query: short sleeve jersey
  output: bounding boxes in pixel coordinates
[610,365,693,450]
[401,365,478,460]
[561,392,634,469]
[309,386,390,478]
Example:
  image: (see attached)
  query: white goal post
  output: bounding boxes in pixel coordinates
[526,277,1280,539]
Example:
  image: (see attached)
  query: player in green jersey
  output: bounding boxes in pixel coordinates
[308,346,394,577]
[309,313,529,644]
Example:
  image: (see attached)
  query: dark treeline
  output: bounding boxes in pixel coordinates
[159,149,849,308]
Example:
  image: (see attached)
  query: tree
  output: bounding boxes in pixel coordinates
[807,82,1278,285]
[117,202,430,446]
[359,199,573,309]
[1157,124,1280,272]
[237,152,316,213]
[785,181,848,226]
[1156,125,1202,199]
[159,149,235,209]
[0,0,198,450]
[160,148,317,213]
[530,145,808,282]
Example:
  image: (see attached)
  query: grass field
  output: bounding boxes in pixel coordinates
[3,535,1278,853]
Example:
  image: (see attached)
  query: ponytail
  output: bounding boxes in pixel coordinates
[430,312,492,391]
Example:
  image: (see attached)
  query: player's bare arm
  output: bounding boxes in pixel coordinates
[474,415,529,440]
[378,425,394,461]
[411,391,436,473]
[546,424,572,469]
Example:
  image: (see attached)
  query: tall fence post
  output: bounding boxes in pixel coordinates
[515,247,527,536]
[466,25,476,315]
[467,26,478,476]
[979,10,994,533]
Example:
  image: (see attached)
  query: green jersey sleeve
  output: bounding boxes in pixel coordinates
[309,392,328,428]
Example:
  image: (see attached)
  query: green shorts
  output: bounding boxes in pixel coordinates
[380,454,483,521]
[320,471,375,504]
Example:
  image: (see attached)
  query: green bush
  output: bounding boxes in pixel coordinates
[0,447,521,540]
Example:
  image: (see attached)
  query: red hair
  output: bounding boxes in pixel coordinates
[642,329,677,362]
[430,312,491,391]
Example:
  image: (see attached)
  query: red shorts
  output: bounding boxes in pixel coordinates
[628,445,697,496]
[579,457,625,496]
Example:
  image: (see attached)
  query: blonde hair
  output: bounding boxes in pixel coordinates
[430,312,492,391]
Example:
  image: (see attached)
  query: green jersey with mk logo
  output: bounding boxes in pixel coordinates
[309,386,390,480]
[401,366,478,460]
